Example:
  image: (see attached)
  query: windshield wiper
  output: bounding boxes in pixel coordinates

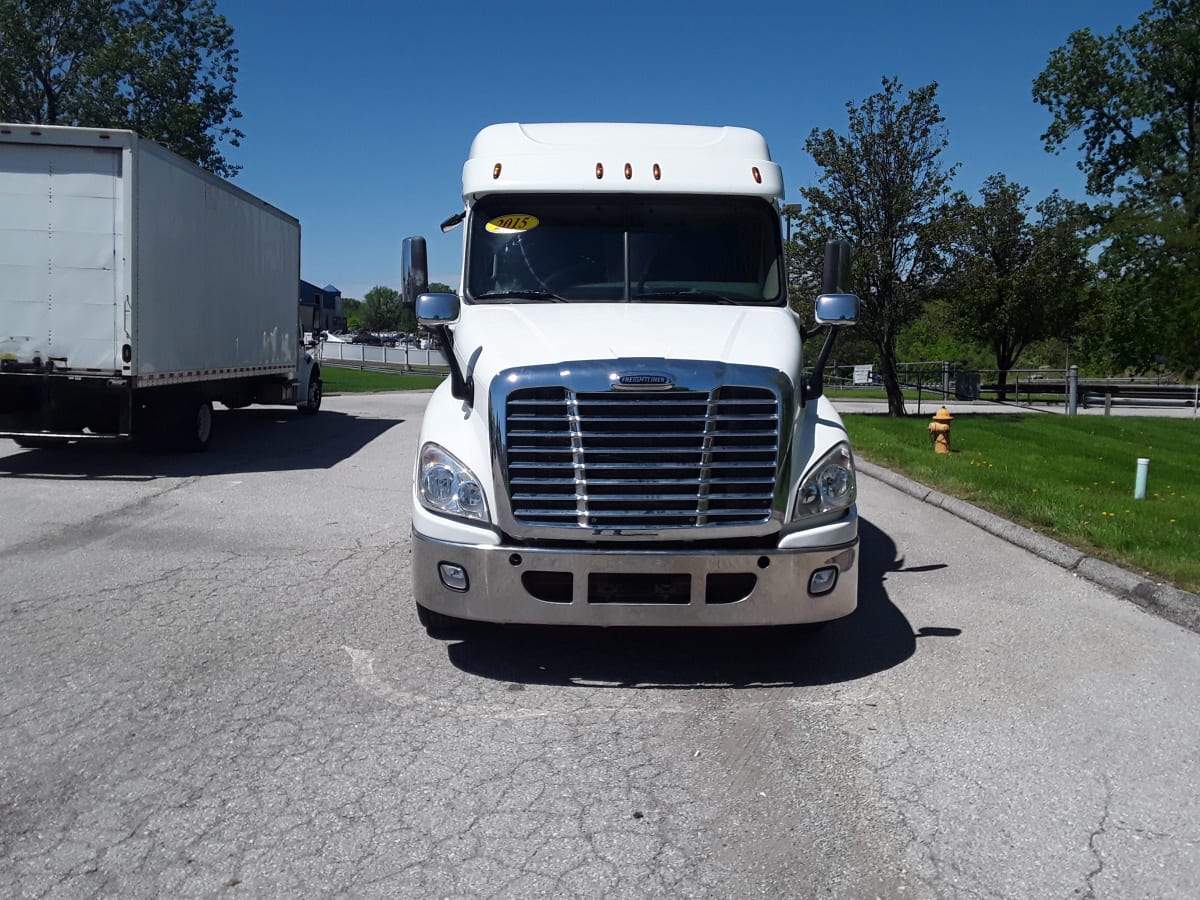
[473,290,568,303]
[631,289,738,305]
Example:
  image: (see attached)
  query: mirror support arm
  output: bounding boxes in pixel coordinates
[431,322,473,407]
[805,326,839,402]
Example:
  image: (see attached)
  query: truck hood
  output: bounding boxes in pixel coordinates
[451,302,803,388]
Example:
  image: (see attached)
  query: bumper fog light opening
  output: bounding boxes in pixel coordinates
[808,566,838,596]
[438,562,469,592]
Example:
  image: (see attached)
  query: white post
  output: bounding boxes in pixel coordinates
[1134,458,1150,500]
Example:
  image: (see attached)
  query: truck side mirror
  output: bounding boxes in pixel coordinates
[816,238,859,324]
[822,239,853,294]
[814,292,859,325]
[805,239,861,403]
[416,292,460,325]
[402,236,429,309]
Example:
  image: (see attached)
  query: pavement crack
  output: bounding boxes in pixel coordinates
[1082,776,1113,900]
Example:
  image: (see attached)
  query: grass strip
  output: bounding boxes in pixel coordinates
[843,414,1200,592]
[321,365,444,393]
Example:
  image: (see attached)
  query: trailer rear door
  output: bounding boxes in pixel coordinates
[0,142,124,372]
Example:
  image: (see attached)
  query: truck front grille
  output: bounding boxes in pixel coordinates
[504,385,780,530]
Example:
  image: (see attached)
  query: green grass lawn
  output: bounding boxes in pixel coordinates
[321,366,444,393]
[844,414,1200,592]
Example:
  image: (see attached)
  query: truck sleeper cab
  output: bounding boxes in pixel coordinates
[403,123,860,630]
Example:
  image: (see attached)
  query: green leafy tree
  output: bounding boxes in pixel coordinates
[340,297,363,331]
[1033,0,1200,370]
[943,175,1092,397]
[0,0,242,177]
[362,285,402,331]
[790,77,959,416]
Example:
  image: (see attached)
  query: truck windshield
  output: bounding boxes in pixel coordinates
[465,194,784,305]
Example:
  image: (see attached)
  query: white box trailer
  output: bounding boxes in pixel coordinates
[0,123,322,450]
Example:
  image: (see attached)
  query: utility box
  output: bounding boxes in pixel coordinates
[954,371,981,401]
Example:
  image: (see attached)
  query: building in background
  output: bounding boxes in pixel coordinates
[299,280,346,333]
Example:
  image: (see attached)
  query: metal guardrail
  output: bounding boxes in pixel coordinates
[824,363,1199,415]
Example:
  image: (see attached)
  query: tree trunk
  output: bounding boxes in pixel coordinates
[878,341,907,417]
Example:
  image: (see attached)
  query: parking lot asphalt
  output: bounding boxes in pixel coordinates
[3,392,1200,898]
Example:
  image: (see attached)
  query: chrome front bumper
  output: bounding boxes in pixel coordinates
[411,529,859,627]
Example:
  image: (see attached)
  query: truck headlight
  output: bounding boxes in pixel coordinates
[418,443,490,522]
[792,443,856,521]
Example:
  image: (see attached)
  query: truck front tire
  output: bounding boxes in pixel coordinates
[298,367,322,415]
[416,603,472,638]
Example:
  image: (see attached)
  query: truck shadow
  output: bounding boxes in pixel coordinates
[444,518,924,688]
[0,409,403,479]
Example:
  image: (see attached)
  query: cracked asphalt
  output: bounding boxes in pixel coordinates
[2,391,1198,899]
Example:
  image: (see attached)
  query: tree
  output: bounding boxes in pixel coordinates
[790,77,959,416]
[362,285,403,331]
[1033,0,1200,370]
[0,0,243,177]
[943,176,1092,397]
[340,297,363,331]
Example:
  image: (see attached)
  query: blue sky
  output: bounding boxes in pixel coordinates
[225,0,1146,300]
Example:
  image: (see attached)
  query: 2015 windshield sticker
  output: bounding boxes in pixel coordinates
[485,214,539,234]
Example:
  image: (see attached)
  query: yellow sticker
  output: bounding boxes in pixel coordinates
[485,214,539,234]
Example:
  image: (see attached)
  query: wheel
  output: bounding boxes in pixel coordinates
[416,602,471,638]
[173,398,213,452]
[298,368,322,415]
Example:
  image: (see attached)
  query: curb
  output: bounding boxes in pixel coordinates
[857,459,1200,634]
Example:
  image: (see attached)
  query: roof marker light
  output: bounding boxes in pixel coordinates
[624,163,632,180]
[653,164,662,181]
[596,163,604,179]
[493,163,502,179]
[752,166,762,184]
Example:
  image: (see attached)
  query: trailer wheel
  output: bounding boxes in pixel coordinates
[416,603,472,638]
[298,368,322,415]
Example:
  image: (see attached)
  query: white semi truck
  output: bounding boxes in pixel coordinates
[0,123,321,451]
[402,122,860,630]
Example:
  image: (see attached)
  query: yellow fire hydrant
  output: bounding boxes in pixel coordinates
[928,406,954,454]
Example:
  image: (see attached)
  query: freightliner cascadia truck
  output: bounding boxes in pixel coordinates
[0,123,322,451]
[401,123,860,632]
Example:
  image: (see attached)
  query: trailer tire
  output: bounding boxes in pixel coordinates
[298,367,322,415]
